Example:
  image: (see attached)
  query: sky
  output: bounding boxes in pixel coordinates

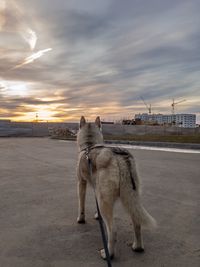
[0,0,200,122]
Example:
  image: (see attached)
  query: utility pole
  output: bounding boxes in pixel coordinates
[35,113,38,122]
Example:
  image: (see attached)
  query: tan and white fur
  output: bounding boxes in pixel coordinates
[77,116,156,259]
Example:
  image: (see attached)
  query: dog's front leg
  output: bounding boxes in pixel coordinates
[99,199,115,259]
[77,179,87,224]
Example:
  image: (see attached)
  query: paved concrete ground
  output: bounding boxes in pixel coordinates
[0,138,199,267]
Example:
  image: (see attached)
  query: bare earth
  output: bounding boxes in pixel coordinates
[0,138,199,267]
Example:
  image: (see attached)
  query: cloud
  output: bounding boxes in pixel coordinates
[13,48,52,69]
[0,0,37,50]
[0,0,200,122]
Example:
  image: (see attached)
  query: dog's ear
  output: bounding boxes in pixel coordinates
[80,116,86,128]
[95,116,101,128]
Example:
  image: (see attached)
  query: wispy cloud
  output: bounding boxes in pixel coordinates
[0,1,51,70]
[13,48,52,69]
[21,28,37,51]
[0,0,37,50]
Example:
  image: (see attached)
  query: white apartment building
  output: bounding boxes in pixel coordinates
[135,113,196,128]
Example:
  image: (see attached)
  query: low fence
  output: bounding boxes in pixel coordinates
[102,124,200,136]
[0,122,199,137]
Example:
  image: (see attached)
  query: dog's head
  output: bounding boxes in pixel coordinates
[77,116,104,150]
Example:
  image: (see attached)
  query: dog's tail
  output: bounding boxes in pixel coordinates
[120,189,157,229]
[119,157,157,229]
[131,200,157,229]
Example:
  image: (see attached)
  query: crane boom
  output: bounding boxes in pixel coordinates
[140,96,152,114]
[174,100,186,105]
[171,99,186,114]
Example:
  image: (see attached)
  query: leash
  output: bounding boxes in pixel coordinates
[85,148,112,267]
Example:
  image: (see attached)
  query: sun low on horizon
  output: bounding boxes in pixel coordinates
[0,0,200,123]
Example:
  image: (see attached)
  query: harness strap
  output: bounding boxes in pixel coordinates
[80,144,105,153]
[86,153,112,267]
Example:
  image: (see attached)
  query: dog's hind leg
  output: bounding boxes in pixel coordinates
[77,179,87,224]
[132,222,144,252]
[120,191,145,252]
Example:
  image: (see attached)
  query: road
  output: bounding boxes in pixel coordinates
[0,138,199,267]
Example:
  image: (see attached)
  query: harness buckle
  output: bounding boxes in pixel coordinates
[85,148,90,160]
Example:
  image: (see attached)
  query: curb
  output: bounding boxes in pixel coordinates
[105,140,200,150]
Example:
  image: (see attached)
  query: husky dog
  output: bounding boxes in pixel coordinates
[77,116,156,259]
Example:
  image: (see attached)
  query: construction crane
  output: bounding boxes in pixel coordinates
[140,97,152,114]
[171,99,186,114]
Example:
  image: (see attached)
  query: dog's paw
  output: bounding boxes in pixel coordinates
[100,249,114,260]
[132,243,144,253]
[77,216,86,224]
[94,212,99,220]
[77,219,85,224]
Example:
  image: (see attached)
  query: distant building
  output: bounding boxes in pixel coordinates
[135,113,196,128]
[101,121,114,124]
[0,119,11,126]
